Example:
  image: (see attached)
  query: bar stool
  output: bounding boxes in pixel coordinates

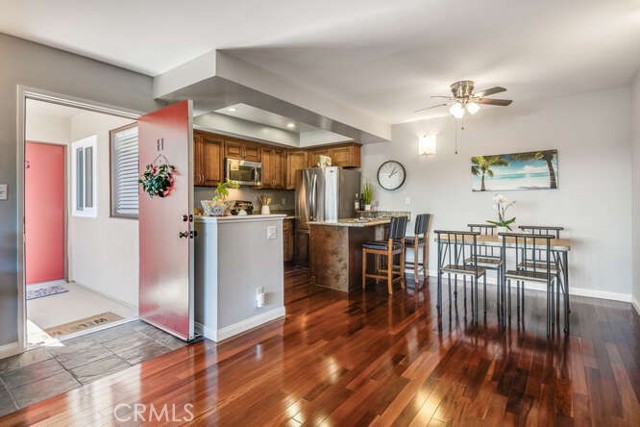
[404,214,432,283]
[362,216,408,294]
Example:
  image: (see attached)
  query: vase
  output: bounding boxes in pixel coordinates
[261,205,271,215]
[364,204,372,211]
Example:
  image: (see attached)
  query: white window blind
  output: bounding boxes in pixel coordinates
[110,124,139,218]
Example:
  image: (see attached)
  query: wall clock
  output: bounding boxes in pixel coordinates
[377,160,406,191]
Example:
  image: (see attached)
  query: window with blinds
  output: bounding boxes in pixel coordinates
[110,123,139,218]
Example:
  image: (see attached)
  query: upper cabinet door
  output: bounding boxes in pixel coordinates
[286,151,307,190]
[243,143,262,162]
[138,100,195,341]
[201,133,224,186]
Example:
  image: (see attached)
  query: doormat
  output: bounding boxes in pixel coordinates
[44,312,124,337]
[26,282,69,300]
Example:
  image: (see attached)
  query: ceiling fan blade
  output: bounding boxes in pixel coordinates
[476,98,513,106]
[430,95,454,99]
[474,87,506,97]
[414,103,449,113]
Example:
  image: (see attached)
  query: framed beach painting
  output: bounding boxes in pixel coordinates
[471,150,558,192]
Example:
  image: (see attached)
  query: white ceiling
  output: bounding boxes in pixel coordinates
[3,0,640,124]
[26,99,83,119]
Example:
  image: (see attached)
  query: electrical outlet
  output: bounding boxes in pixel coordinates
[0,184,7,200]
[281,198,286,206]
[405,197,411,205]
[266,226,277,239]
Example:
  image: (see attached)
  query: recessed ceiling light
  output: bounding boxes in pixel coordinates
[228,107,237,112]
[286,122,296,129]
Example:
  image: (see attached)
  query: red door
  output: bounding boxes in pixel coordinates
[138,101,195,341]
[25,142,65,285]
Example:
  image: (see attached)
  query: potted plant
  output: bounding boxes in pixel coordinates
[201,179,240,216]
[487,193,516,231]
[361,182,374,211]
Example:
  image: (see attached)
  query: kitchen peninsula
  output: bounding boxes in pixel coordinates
[195,214,286,341]
[308,217,405,292]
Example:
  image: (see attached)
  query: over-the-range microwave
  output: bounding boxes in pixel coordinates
[225,158,262,186]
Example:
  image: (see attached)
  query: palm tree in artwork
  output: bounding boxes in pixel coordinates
[471,156,509,191]
[510,151,558,189]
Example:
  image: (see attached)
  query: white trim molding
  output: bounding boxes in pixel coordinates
[0,341,22,359]
[203,307,286,342]
[426,270,632,303]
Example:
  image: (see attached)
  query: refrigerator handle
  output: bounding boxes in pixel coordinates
[310,174,317,221]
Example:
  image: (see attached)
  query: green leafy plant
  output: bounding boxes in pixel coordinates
[361,182,374,206]
[213,179,240,201]
[487,193,516,230]
[139,163,175,198]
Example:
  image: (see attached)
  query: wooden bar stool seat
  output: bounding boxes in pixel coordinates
[362,216,408,295]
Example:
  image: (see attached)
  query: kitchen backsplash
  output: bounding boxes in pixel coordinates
[194,187,295,212]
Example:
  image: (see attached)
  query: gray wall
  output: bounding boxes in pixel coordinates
[633,71,640,310]
[0,33,157,346]
[362,87,633,299]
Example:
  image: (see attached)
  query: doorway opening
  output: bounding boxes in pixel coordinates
[23,97,140,347]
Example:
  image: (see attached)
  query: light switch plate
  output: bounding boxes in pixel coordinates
[266,226,277,240]
[0,184,7,200]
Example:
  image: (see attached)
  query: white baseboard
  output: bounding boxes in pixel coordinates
[203,307,286,342]
[0,341,22,359]
[632,297,640,315]
[426,270,632,303]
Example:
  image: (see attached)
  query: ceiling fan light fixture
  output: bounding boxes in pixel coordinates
[449,102,465,119]
[466,102,481,115]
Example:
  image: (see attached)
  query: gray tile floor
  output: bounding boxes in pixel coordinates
[0,319,187,416]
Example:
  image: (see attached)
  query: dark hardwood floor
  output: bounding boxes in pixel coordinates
[1,269,639,426]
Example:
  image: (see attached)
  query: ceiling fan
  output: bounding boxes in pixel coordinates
[416,80,513,118]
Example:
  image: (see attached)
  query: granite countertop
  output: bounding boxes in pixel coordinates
[195,214,287,223]
[308,218,392,228]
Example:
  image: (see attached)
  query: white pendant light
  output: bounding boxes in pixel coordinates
[466,102,481,115]
[449,102,465,119]
[418,134,437,156]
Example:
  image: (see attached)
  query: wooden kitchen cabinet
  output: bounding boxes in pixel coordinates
[329,144,361,168]
[306,143,361,168]
[261,147,286,189]
[194,130,223,187]
[307,149,329,168]
[224,138,262,162]
[286,151,307,190]
[283,218,294,262]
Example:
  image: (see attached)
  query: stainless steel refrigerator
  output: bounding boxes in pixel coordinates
[295,167,361,265]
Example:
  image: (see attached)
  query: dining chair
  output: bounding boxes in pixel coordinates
[434,230,486,323]
[362,216,408,294]
[500,232,560,336]
[467,224,504,320]
[404,213,432,284]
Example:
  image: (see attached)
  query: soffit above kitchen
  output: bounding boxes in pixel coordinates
[158,50,391,146]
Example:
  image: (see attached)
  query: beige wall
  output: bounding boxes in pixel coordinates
[362,87,633,300]
[0,33,156,346]
[68,111,139,307]
[632,72,640,311]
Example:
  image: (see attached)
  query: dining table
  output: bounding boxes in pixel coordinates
[434,233,572,332]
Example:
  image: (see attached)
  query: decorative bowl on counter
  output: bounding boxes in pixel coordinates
[200,200,235,216]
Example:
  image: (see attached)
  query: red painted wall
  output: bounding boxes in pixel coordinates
[25,142,65,285]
